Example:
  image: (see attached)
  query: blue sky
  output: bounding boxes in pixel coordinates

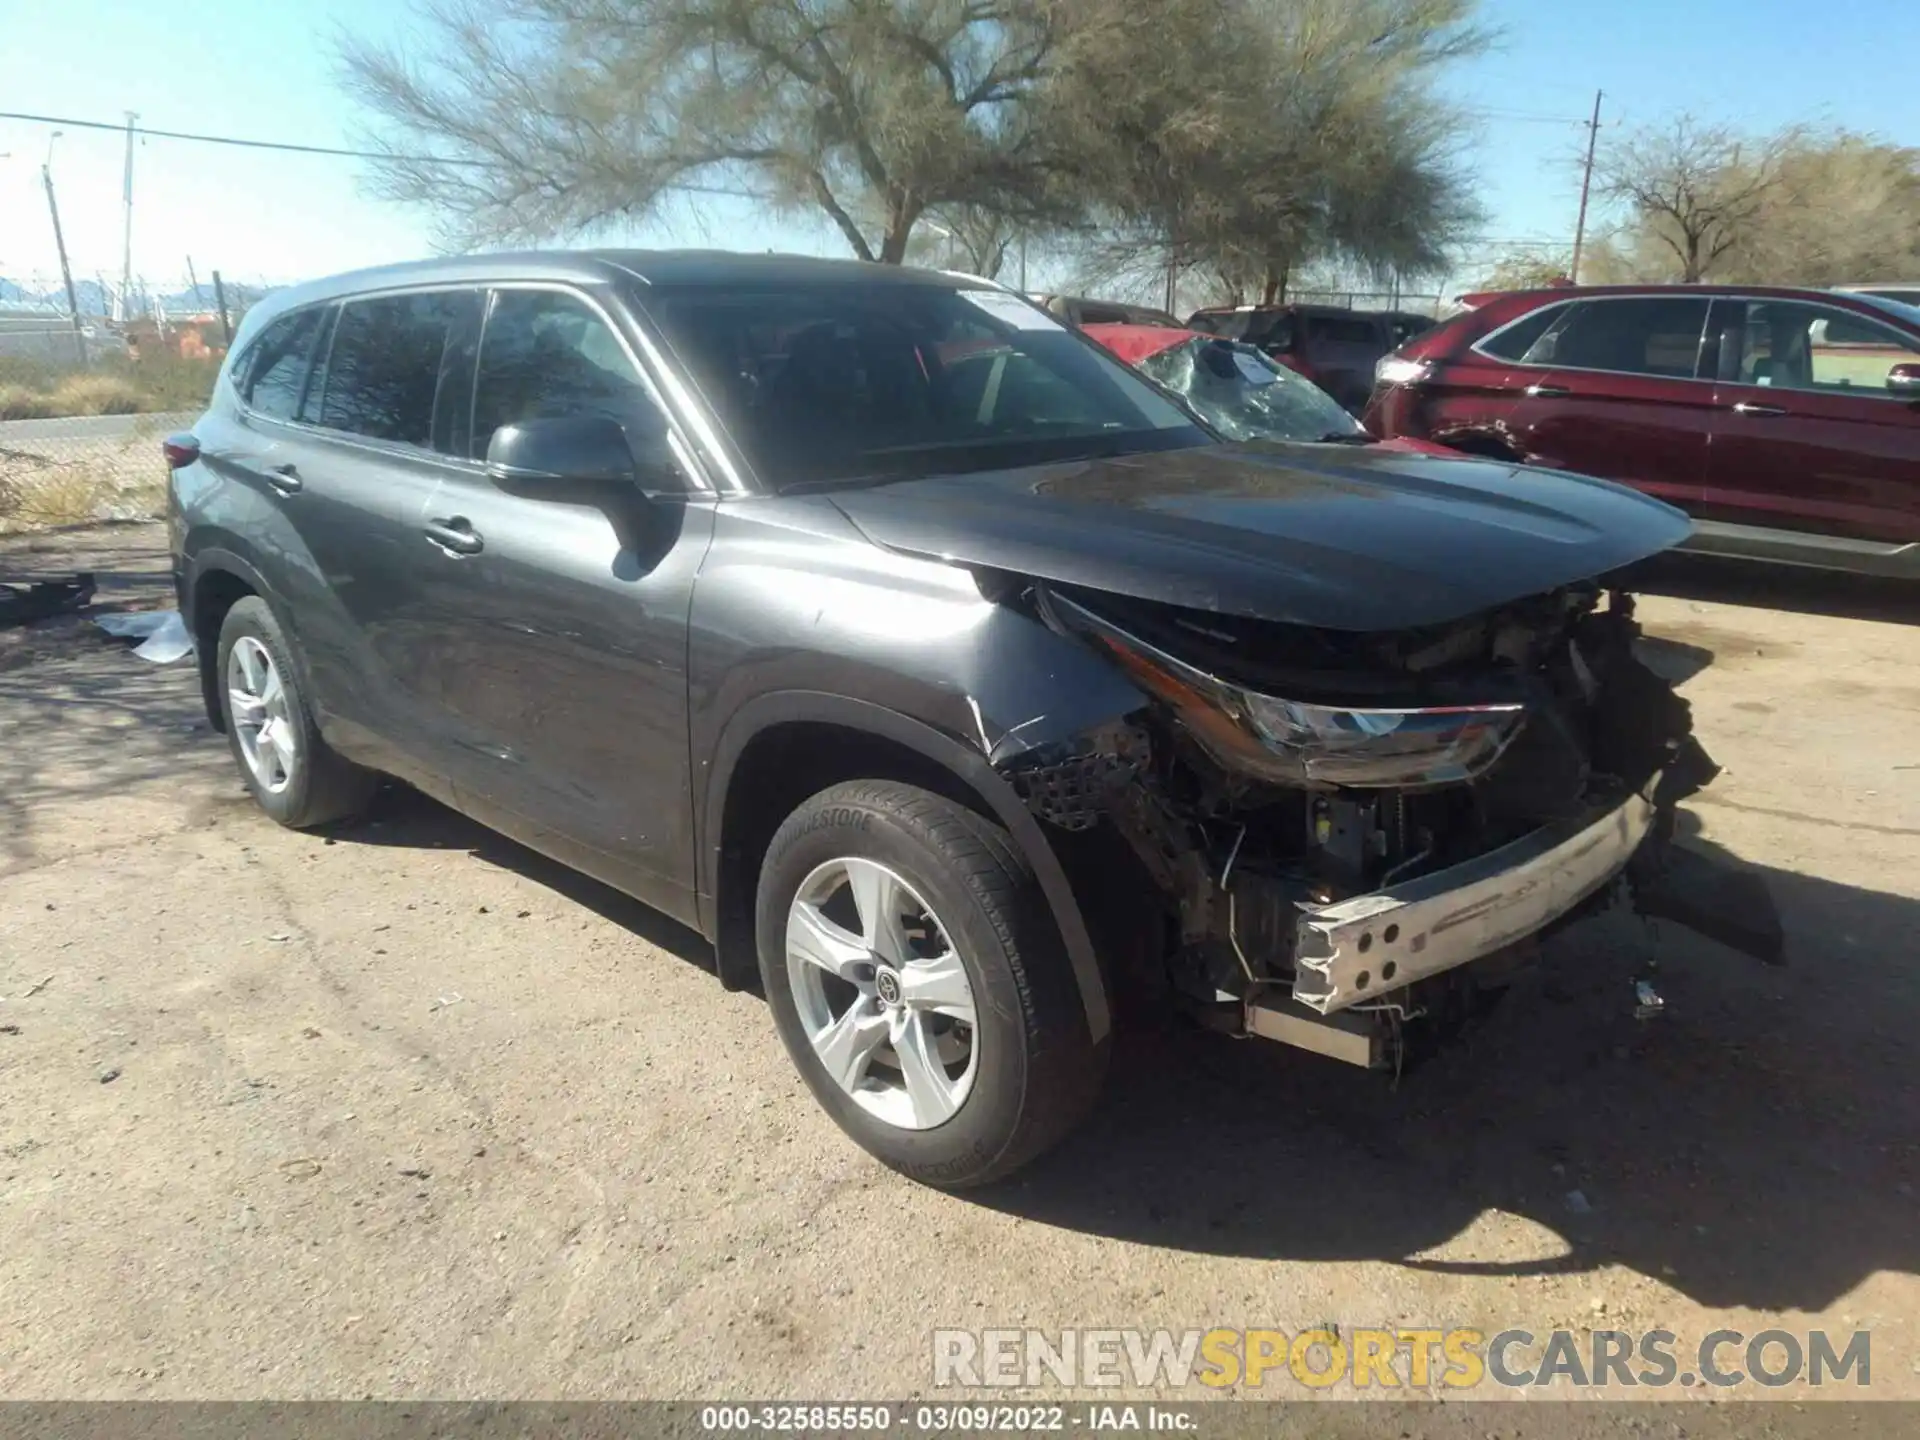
[1,0,1914,299]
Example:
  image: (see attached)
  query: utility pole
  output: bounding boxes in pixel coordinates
[41,132,85,364]
[116,111,138,323]
[212,271,232,344]
[1570,89,1603,284]
[186,256,202,306]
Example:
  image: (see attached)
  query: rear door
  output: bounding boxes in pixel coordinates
[405,284,716,923]
[1703,296,1920,548]
[212,290,483,780]
[276,287,485,778]
[1501,294,1714,509]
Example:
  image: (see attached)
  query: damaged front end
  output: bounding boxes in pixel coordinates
[999,579,1783,1069]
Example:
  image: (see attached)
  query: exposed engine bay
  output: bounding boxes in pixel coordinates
[997,577,1784,1070]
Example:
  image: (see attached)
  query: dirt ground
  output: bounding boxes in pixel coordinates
[1,522,1916,1404]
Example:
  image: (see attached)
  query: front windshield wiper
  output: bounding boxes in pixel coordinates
[1314,431,1376,445]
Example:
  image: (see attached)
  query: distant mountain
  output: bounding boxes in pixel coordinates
[0,276,275,320]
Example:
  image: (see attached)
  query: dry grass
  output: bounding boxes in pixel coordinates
[0,463,165,535]
[0,407,171,534]
[50,374,148,416]
[0,386,58,420]
[0,351,216,420]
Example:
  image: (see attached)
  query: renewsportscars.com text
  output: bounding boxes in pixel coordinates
[932,1327,1872,1391]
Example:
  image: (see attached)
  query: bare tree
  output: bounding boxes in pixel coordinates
[1473,249,1574,292]
[340,0,1087,262]
[1593,116,1794,283]
[909,204,1022,278]
[1723,133,1920,286]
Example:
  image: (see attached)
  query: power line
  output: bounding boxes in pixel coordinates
[1458,107,1590,125]
[0,109,769,200]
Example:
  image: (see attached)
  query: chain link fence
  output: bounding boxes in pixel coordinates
[0,270,278,534]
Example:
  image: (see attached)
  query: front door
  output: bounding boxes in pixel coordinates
[409,285,716,924]
[1703,297,1920,552]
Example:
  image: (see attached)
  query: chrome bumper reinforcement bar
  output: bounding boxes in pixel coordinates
[1289,788,1656,1015]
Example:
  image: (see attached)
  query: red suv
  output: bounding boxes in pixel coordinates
[1365,285,1920,577]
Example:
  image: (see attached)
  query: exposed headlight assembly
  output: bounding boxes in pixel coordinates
[1039,590,1526,789]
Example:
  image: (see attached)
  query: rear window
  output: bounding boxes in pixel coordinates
[1304,315,1382,346]
[1477,304,1566,362]
[238,308,325,420]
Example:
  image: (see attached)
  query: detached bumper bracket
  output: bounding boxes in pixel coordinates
[1292,789,1656,1014]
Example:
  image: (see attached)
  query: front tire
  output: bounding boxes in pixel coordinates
[216,596,377,829]
[755,780,1107,1189]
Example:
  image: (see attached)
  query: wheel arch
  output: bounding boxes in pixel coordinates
[183,544,277,733]
[701,692,1112,1044]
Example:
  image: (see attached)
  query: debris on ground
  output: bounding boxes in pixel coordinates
[94,607,194,663]
[98,1067,121,1085]
[1564,1189,1594,1215]
[0,573,96,628]
[1634,978,1666,1019]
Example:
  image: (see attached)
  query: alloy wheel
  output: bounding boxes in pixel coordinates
[226,635,298,794]
[785,856,979,1130]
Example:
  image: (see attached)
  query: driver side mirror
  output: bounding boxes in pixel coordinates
[484,412,680,492]
[1887,363,1920,397]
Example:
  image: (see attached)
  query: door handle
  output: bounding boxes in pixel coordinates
[424,516,484,556]
[1523,383,1571,399]
[1730,401,1788,417]
[265,462,303,495]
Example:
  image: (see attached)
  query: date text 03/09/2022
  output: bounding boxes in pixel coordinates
[698,1404,1199,1432]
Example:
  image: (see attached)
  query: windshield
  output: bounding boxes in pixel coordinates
[645,281,1209,488]
[1133,336,1365,442]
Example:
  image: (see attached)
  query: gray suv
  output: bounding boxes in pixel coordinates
[166,250,1778,1188]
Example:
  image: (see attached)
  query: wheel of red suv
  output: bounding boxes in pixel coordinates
[755,780,1107,1189]
[216,596,378,829]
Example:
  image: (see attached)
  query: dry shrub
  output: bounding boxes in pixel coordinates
[50,374,147,416]
[0,385,57,420]
[0,452,165,535]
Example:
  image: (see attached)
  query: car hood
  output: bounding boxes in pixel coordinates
[826,442,1690,631]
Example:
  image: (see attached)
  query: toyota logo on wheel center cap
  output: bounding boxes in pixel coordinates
[874,967,903,1006]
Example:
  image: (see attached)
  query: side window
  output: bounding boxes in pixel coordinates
[1536,297,1710,378]
[1075,303,1131,326]
[238,309,324,420]
[1736,301,1920,395]
[314,291,480,448]
[471,289,663,460]
[1478,304,1564,362]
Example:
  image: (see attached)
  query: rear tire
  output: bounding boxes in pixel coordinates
[216,596,378,829]
[756,780,1107,1189]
